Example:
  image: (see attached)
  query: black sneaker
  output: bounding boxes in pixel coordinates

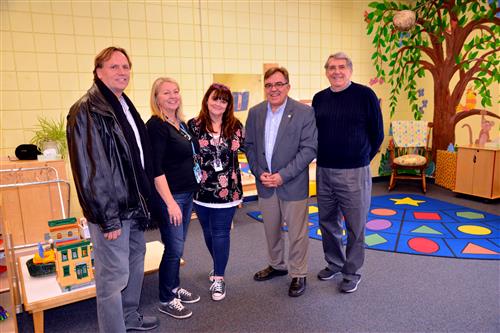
[126,315,159,331]
[340,278,361,293]
[158,298,192,319]
[176,287,200,304]
[317,267,342,280]
[210,279,226,301]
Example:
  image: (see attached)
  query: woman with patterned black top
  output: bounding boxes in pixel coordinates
[146,77,201,320]
[188,83,244,301]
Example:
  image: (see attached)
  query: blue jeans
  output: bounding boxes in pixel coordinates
[158,192,194,303]
[194,204,237,277]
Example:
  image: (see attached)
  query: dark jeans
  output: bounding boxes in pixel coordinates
[159,192,194,303]
[194,204,237,277]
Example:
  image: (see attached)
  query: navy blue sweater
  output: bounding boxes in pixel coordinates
[312,82,384,169]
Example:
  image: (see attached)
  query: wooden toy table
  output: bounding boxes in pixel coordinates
[18,241,163,333]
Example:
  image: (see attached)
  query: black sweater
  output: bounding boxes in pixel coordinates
[312,82,384,169]
[146,116,199,194]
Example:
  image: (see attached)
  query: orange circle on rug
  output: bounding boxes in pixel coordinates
[370,208,397,216]
[408,237,439,253]
[457,225,491,235]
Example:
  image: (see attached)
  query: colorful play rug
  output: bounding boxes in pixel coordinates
[247,194,499,260]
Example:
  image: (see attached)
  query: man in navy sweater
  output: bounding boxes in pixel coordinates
[312,52,384,293]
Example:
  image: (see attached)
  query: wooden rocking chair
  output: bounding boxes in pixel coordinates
[388,120,433,193]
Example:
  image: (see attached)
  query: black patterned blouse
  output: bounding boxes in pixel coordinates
[187,118,244,205]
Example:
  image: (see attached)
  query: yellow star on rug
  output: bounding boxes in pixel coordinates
[390,197,426,206]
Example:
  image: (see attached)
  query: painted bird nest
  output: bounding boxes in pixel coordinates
[393,10,416,31]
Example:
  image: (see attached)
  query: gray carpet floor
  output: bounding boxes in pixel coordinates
[17,182,500,332]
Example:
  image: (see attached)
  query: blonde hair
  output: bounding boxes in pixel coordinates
[149,77,184,122]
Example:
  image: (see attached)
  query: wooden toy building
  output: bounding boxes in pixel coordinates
[48,217,94,291]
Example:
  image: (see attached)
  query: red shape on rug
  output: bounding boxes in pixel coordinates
[413,212,441,220]
[408,237,439,253]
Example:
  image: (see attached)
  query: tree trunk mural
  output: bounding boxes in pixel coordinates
[366,0,499,159]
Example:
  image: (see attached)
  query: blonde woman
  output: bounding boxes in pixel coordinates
[146,77,201,319]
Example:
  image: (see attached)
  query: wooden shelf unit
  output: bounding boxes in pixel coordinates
[0,291,16,333]
[0,158,70,333]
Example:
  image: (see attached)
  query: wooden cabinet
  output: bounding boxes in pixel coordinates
[455,145,500,199]
[0,159,69,245]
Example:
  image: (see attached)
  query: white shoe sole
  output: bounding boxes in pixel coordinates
[179,295,201,304]
[158,307,193,319]
[211,292,226,301]
[341,279,361,293]
[318,271,341,281]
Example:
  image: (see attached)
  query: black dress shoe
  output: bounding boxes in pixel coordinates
[288,277,306,297]
[253,266,288,281]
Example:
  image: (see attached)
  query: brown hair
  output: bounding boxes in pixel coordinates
[264,67,290,83]
[197,83,238,138]
[149,77,184,122]
[93,46,132,80]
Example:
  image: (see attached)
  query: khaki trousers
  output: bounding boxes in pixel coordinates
[258,193,309,277]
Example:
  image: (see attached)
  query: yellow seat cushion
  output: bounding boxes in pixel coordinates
[394,154,427,166]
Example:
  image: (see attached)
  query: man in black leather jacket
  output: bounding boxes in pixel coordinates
[67,47,159,332]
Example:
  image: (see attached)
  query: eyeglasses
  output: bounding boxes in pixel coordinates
[264,82,288,90]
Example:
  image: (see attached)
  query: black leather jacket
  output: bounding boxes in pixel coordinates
[67,83,151,233]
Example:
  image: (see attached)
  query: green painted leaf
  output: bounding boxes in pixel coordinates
[483,97,492,107]
[464,41,473,52]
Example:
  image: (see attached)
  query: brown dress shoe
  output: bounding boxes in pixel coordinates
[253,266,288,281]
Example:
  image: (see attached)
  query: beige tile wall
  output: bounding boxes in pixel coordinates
[1,0,382,156]
[1,0,390,217]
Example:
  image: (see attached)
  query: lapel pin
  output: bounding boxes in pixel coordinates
[288,114,292,118]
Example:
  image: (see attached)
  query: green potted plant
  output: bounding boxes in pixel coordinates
[31,115,67,159]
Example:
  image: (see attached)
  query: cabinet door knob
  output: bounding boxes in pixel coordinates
[473,155,476,163]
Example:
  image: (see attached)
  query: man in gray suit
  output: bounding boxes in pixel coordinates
[245,67,317,297]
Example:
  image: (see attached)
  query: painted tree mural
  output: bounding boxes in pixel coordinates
[365,0,499,156]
